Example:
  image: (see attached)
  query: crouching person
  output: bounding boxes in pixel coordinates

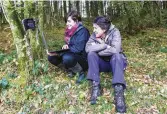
[85,16,127,113]
[48,10,90,84]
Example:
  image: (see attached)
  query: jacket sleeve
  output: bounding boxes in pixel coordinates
[69,28,90,53]
[98,29,121,56]
[85,34,107,53]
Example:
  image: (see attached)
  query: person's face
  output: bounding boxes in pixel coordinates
[66,16,77,29]
[93,23,106,38]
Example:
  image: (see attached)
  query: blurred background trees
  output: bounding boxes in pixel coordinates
[1,1,167,34]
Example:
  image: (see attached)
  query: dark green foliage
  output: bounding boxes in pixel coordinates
[0,51,5,64]
[7,72,17,78]
[0,78,9,89]
[109,1,167,34]
[160,47,167,53]
[0,50,16,64]
[32,60,49,76]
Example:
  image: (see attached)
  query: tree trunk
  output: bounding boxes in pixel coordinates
[76,1,80,12]
[107,2,113,18]
[59,1,63,18]
[24,1,44,60]
[0,6,2,30]
[45,1,51,25]
[68,1,72,12]
[53,1,58,15]
[94,1,98,16]
[116,2,121,17]
[37,1,45,57]
[24,1,45,76]
[156,1,162,26]
[99,1,104,15]
[163,1,167,8]
[86,1,90,20]
[1,0,45,85]
[63,1,67,17]
[90,1,94,18]
[123,2,133,34]
[1,0,28,85]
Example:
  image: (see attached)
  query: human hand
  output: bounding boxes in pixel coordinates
[47,50,58,56]
[62,44,69,49]
[107,45,111,48]
[91,42,96,45]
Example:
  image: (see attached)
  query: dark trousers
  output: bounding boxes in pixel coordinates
[87,52,127,88]
[48,52,88,71]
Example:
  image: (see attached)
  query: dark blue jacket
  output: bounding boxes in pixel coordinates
[68,24,90,58]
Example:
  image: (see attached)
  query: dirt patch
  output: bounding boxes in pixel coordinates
[0,25,14,53]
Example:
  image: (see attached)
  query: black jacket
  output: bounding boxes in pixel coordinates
[68,24,90,58]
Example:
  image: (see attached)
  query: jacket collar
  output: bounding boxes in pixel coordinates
[104,24,115,42]
[72,23,84,37]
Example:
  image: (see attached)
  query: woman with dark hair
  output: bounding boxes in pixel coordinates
[47,10,90,84]
[85,16,127,113]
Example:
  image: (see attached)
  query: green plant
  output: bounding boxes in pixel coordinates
[0,78,9,89]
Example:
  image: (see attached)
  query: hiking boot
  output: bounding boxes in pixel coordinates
[90,81,102,105]
[76,72,86,84]
[69,62,82,74]
[114,84,126,113]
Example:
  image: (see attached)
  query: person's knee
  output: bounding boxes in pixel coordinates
[63,54,76,67]
[111,53,121,61]
[48,55,53,62]
[48,55,60,66]
[110,53,127,70]
[88,51,98,58]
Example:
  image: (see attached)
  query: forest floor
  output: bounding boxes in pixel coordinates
[0,25,167,114]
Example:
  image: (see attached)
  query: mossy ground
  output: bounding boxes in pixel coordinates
[0,25,167,114]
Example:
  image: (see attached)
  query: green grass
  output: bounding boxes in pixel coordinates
[0,27,167,114]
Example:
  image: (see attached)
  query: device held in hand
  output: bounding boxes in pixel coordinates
[48,49,69,56]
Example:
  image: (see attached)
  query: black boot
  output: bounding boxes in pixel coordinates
[68,63,84,79]
[90,81,102,105]
[114,84,126,113]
